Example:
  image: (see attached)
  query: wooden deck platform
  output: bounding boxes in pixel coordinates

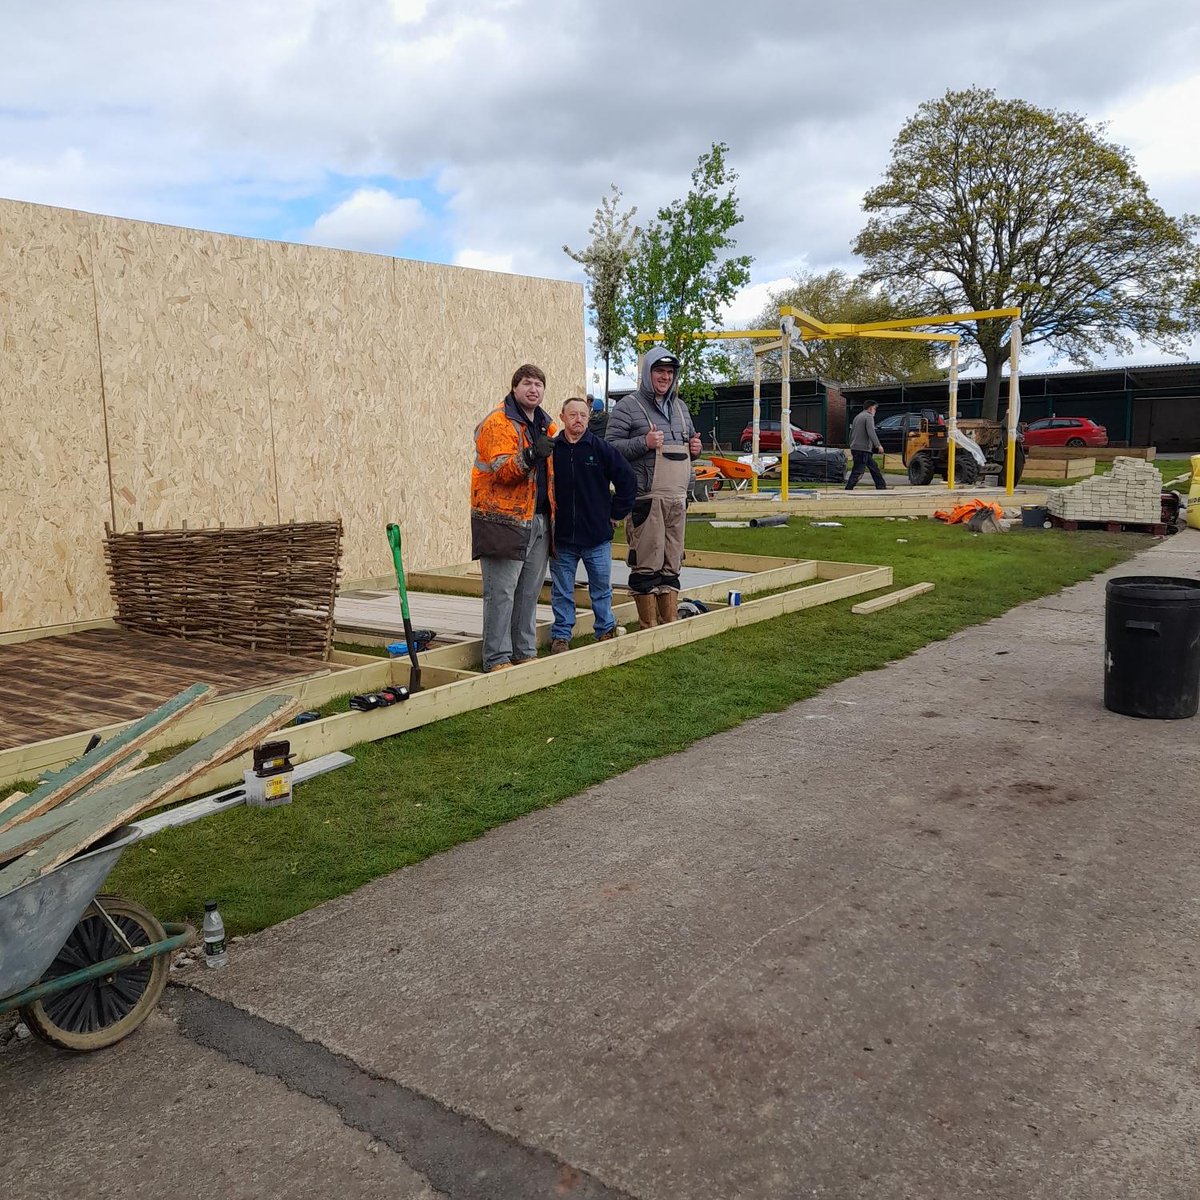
[0,628,332,750]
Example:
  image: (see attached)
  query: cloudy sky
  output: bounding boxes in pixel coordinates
[3,0,1198,386]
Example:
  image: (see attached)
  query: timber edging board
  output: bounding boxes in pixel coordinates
[686,488,1050,520]
[159,559,892,804]
[0,552,889,794]
[1026,446,1155,461]
[852,582,935,615]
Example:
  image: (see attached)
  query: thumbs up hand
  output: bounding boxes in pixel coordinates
[646,422,665,451]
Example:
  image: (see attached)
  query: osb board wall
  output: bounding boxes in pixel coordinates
[94,215,280,533]
[0,198,584,633]
[0,203,111,632]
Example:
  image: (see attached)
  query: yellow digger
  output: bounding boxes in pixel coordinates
[901,415,1025,487]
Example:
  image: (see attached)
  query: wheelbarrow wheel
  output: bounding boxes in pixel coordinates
[20,894,170,1052]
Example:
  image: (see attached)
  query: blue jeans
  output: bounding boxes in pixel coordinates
[550,542,615,641]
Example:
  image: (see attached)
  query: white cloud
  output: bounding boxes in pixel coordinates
[1,0,1198,378]
[305,186,425,252]
[720,276,796,330]
[453,248,515,273]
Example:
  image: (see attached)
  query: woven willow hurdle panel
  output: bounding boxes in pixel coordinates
[105,521,343,658]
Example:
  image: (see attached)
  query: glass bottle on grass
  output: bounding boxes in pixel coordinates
[203,900,227,968]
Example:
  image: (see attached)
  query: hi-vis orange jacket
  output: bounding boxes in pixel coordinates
[470,394,558,560]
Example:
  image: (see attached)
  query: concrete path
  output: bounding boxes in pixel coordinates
[5,531,1199,1198]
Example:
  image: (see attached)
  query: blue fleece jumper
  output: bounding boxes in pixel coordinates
[551,429,636,548]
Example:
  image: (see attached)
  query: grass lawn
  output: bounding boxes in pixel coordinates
[106,519,1140,936]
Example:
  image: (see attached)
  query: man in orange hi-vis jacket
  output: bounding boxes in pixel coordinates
[471,364,558,672]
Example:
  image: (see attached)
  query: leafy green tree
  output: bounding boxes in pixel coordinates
[854,87,1200,418]
[622,142,753,408]
[563,185,640,404]
[728,269,944,386]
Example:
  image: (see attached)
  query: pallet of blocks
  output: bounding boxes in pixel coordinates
[1044,457,1162,529]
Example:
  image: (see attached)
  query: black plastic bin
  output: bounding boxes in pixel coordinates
[1104,576,1200,719]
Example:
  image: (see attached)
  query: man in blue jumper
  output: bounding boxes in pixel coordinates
[549,396,637,653]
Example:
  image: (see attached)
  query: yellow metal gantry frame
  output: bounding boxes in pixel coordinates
[781,305,1024,494]
[636,304,1023,499]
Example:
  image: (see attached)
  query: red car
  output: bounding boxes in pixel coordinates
[1021,416,1108,448]
[739,420,823,452]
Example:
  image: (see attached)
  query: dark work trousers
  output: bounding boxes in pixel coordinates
[845,450,887,490]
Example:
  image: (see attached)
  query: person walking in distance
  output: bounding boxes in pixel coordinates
[549,397,636,653]
[845,401,887,491]
[587,396,609,439]
[470,365,557,672]
[605,346,702,627]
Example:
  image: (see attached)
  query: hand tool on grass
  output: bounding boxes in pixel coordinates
[386,523,423,693]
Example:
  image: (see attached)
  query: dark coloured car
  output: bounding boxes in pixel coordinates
[873,409,944,454]
[739,420,823,452]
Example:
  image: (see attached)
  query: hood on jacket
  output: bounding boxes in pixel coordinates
[636,344,681,408]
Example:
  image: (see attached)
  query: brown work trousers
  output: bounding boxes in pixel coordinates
[626,446,690,594]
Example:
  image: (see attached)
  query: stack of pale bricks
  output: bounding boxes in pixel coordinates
[1044,456,1161,524]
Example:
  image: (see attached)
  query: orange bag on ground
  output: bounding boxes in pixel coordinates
[933,498,1005,525]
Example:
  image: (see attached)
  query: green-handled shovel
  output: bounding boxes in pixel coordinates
[386,523,422,693]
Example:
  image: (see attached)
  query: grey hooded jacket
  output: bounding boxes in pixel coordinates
[605,345,697,496]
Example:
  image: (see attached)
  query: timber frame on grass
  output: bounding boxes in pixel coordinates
[0,549,891,797]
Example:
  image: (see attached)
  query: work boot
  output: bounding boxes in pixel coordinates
[656,590,679,624]
[595,627,619,642]
[550,639,570,654]
[634,593,657,629]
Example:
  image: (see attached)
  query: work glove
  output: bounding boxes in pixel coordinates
[528,431,555,462]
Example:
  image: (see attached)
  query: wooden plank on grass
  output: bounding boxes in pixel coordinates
[158,563,894,805]
[1027,445,1154,461]
[0,692,299,893]
[852,582,935,615]
[0,684,213,835]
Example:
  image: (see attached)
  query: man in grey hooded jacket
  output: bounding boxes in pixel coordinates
[605,345,702,627]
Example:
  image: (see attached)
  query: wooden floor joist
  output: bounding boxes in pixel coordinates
[688,486,1049,521]
[0,552,891,796]
[158,560,892,805]
[851,582,935,615]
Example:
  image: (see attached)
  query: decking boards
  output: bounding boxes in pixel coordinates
[0,629,328,749]
[0,684,212,834]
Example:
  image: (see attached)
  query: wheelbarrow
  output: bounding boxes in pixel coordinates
[0,750,352,1052]
[0,823,193,1052]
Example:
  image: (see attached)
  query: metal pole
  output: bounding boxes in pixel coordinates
[751,349,762,494]
[947,339,959,490]
[1004,318,1022,494]
[780,337,791,503]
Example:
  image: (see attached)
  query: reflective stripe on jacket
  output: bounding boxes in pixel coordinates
[470,395,557,560]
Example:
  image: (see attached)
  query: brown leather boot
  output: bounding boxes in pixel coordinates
[656,590,679,624]
[634,593,657,629]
